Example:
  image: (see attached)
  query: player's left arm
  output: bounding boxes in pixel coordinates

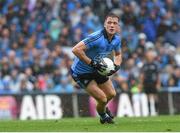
[113,37,123,70]
[114,50,122,66]
[107,50,121,76]
[107,36,122,76]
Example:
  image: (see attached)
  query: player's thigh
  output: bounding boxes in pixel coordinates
[86,80,107,103]
[98,79,116,100]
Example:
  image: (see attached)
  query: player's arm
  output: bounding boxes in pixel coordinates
[139,72,144,84]
[107,50,122,76]
[72,41,106,71]
[156,74,161,90]
[112,50,121,72]
[139,67,145,91]
[114,50,122,66]
[72,41,91,65]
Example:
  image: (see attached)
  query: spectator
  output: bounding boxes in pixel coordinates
[164,22,180,46]
[1,57,11,77]
[1,76,14,94]
[49,17,64,41]
[9,69,20,93]
[51,76,74,93]
[168,67,180,87]
[17,73,34,93]
[142,9,160,42]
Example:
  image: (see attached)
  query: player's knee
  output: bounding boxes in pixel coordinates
[108,91,116,100]
[111,91,116,98]
[98,96,107,105]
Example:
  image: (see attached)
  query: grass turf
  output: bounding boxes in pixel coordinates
[0,115,180,132]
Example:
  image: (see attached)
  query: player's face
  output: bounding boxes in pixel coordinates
[104,17,119,35]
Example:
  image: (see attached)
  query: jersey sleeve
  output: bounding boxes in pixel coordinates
[82,35,97,50]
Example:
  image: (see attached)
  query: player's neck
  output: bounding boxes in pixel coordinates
[103,29,114,42]
[107,33,114,41]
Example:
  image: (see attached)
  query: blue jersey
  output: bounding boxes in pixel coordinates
[71,29,121,74]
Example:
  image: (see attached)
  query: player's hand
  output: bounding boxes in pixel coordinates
[107,64,120,76]
[89,59,107,72]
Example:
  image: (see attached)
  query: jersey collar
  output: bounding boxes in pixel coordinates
[102,28,115,43]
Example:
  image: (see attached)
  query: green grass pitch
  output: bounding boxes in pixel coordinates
[0,115,180,132]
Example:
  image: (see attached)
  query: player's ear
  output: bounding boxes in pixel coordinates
[104,22,106,28]
[116,24,121,33]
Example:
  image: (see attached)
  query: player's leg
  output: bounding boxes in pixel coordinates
[98,79,116,118]
[149,93,158,116]
[86,80,107,113]
[98,79,116,102]
[71,71,107,114]
[71,71,113,123]
[145,85,158,116]
[86,80,113,124]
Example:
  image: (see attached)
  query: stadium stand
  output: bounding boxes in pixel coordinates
[0,0,180,95]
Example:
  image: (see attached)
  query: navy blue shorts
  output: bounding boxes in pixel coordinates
[70,69,109,89]
[144,84,157,94]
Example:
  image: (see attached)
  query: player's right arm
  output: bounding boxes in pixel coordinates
[72,41,107,72]
[72,41,91,65]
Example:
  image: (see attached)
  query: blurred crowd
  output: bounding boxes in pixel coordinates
[0,0,180,94]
